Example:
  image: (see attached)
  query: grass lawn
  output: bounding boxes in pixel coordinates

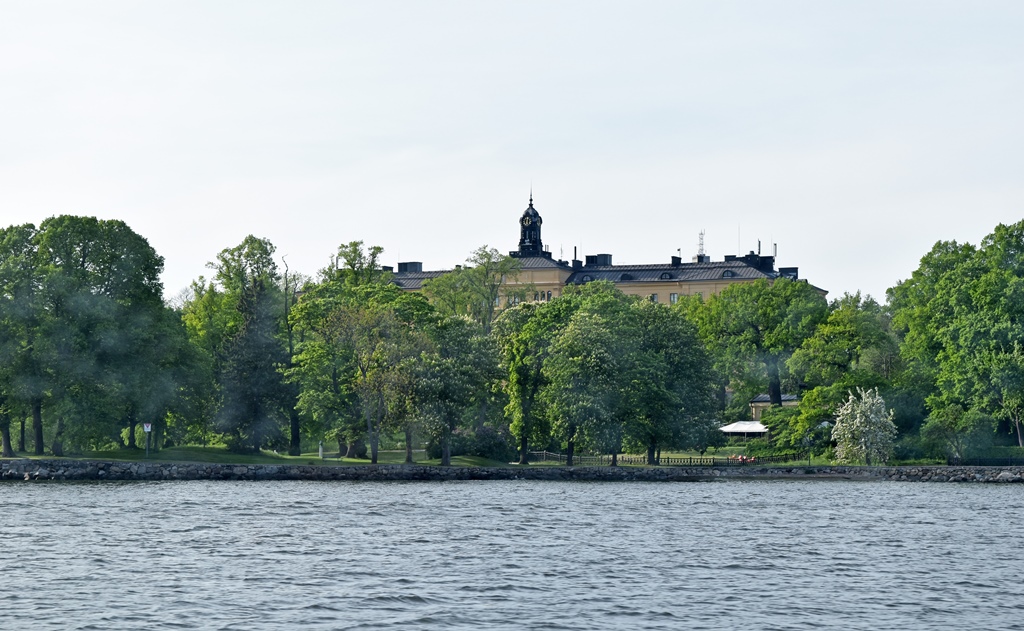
[417,455,513,468]
[7,445,523,467]
[6,445,874,468]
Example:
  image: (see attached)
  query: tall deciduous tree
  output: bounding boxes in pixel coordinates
[417,316,490,466]
[493,302,549,464]
[423,246,528,334]
[32,216,169,454]
[541,310,620,466]
[890,221,1024,447]
[623,300,719,464]
[213,236,290,453]
[769,293,896,451]
[689,278,827,408]
[0,224,39,456]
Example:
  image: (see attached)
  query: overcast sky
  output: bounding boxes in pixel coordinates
[2,1,1023,302]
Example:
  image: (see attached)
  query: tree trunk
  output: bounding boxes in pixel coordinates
[767,358,782,406]
[153,421,163,454]
[610,452,617,467]
[518,432,529,465]
[566,436,575,467]
[404,426,414,464]
[475,400,488,430]
[656,447,661,466]
[441,427,451,467]
[127,414,137,449]
[51,416,64,457]
[32,399,43,455]
[1,415,14,458]
[285,264,301,459]
[366,401,380,465]
[646,443,656,466]
[1016,417,1023,448]
[18,415,26,452]
[288,408,301,456]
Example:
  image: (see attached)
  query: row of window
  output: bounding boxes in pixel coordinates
[580,270,737,282]
[648,293,680,304]
[506,290,706,307]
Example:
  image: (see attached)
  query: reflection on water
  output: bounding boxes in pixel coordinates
[2,480,1023,630]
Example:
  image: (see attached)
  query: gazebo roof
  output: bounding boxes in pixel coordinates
[719,421,768,434]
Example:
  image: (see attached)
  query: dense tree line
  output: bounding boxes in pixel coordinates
[2,215,1023,464]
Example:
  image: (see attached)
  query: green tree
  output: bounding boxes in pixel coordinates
[423,246,528,334]
[623,300,719,464]
[290,243,430,460]
[921,404,995,461]
[212,236,290,453]
[541,310,620,466]
[891,221,1024,447]
[417,316,489,466]
[494,281,631,463]
[689,278,827,407]
[773,293,896,452]
[30,216,169,454]
[0,223,39,455]
[493,302,549,464]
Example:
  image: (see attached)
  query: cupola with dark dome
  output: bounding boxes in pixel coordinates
[516,194,544,257]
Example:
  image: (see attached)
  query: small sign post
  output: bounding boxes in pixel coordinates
[143,423,152,458]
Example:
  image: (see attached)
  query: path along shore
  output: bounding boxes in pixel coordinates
[2,459,1023,483]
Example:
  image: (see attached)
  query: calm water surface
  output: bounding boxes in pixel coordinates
[1,480,1022,630]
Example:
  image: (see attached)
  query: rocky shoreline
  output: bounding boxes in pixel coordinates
[1,459,1023,483]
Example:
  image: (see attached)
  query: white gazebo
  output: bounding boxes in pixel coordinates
[719,420,768,438]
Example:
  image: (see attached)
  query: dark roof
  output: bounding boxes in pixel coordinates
[567,261,773,285]
[518,255,570,270]
[750,394,799,403]
[391,270,450,291]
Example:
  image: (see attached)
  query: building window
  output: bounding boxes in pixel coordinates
[670,293,678,304]
[547,291,552,301]
[581,275,593,282]
[534,292,539,302]
[650,294,658,303]
[723,270,735,278]
[660,272,672,280]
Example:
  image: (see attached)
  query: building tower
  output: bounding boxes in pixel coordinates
[517,194,544,256]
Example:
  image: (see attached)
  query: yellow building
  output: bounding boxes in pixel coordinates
[392,196,822,303]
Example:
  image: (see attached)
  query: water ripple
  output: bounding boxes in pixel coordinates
[1,480,1023,630]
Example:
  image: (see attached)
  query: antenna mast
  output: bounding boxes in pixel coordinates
[698,230,706,256]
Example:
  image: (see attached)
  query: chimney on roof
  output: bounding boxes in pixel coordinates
[397,262,422,273]
[671,255,682,267]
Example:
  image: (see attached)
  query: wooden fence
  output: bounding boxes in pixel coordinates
[527,451,805,467]
[947,456,1024,467]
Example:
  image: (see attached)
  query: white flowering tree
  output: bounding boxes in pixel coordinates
[831,387,897,466]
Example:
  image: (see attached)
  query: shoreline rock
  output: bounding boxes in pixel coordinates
[1,459,1022,483]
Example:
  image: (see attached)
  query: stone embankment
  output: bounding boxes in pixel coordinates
[1,459,1023,483]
